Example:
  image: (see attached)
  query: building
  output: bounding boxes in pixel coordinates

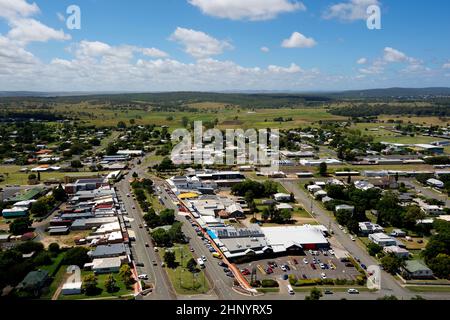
[354,180,375,191]
[413,144,444,154]
[335,204,355,213]
[61,282,82,295]
[390,229,407,237]
[426,178,445,189]
[299,159,342,166]
[275,203,293,211]
[383,246,410,258]
[16,270,49,294]
[368,233,397,247]
[401,260,434,279]
[2,207,28,218]
[85,257,125,274]
[358,222,384,235]
[273,193,291,202]
[262,225,329,252]
[88,243,130,259]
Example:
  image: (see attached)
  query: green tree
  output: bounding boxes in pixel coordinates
[48,243,60,255]
[151,228,172,247]
[367,242,383,256]
[318,162,327,177]
[119,264,134,287]
[105,274,118,293]
[30,199,49,217]
[9,217,32,235]
[82,274,98,296]
[159,209,175,225]
[305,287,322,300]
[427,254,450,279]
[63,247,90,267]
[381,254,404,275]
[164,251,177,268]
[70,160,83,168]
[187,258,198,273]
[52,184,67,202]
[143,210,161,228]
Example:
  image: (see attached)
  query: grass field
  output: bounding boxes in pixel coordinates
[159,244,210,295]
[406,285,450,293]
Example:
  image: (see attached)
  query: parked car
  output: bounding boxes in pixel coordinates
[303,258,308,264]
[324,290,333,295]
[321,273,327,279]
[310,263,316,270]
[348,288,359,294]
[145,243,149,247]
[152,260,157,266]
[218,262,227,268]
[266,267,274,274]
[241,269,250,276]
[201,255,207,262]
[154,247,159,252]
[302,274,308,279]
[280,265,287,272]
[190,247,194,252]
[138,274,148,280]
[136,262,144,267]
[293,258,298,265]
[282,274,289,280]
[225,272,234,278]
[361,264,367,270]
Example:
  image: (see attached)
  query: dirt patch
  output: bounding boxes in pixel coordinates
[40,231,91,248]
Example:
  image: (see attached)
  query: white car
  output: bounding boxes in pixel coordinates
[343,229,348,234]
[350,235,355,241]
[321,273,327,279]
[338,225,343,230]
[201,255,207,262]
[319,263,325,269]
[138,274,148,280]
[328,249,335,256]
[280,265,287,272]
[348,288,359,294]
[303,258,308,264]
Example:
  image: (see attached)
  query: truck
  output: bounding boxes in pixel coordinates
[197,258,205,268]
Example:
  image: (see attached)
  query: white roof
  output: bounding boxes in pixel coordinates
[262,225,328,253]
[275,203,293,210]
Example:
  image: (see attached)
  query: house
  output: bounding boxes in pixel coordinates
[225,204,244,218]
[358,222,384,235]
[16,270,49,294]
[383,246,410,259]
[335,204,355,213]
[426,178,445,189]
[85,257,125,274]
[273,193,291,202]
[275,203,293,212]
[2,207,28,218]
[321,196,333,203]
[88,243,130,259]
[314,190,328,200]
[401,260,434,279]
[307,185,322,193]
[354,180,375,191]
[368,233,397,247]
[390,229,406,237]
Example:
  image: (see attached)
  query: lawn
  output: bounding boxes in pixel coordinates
[406,285,450,293]
[159,244,210,295]
[58,271,133,300]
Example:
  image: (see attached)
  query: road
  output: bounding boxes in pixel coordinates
[115,165,176,300]
[279,178,450,300]
[404,179,450,207]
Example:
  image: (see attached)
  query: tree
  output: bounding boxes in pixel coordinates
[402,206,425,230]
[82,274,98,295]
[151,228,172,247]
[159,209,175,225]
[105,274,118,293]
[261,208,270,222]
[63,247,90,267]
[9,217,32,235]
[143,210,161,228]
[119,264,134,287]
[381,254,404,275]
[318,162,327,177]
[168,222,185,243]
[132,172,138,178]
[427,254,450,279]
[187,258,198,273]
[305,287,322,300]
[30,199,49,217]
[117,121,127,129]
[70,160,83,168]
[28,173,37,181]
[181,116,189,128]
[52,184,67,202]
[106,143,119,155]
[164,251,177,268]
[367,242,383,256]
[279,209,292,223]
[48,243,60,255]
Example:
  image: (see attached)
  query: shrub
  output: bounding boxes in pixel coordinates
[261,279,279,288]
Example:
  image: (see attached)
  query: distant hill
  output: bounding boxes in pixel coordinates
[330,87,450,99]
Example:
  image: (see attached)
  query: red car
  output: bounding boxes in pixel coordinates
[310,263,316,270]
[266,267,273,274]
[293,259,299,265]
[241,269,250,276]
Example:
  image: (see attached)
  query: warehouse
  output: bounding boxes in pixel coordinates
[261,225,329,252]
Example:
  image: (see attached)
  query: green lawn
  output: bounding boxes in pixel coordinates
[59,271,132,300]
[159,244,210,295]
[406,285,450,293]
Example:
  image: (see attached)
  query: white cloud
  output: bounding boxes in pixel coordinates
[357,57,367,64]
[383,47,418,64]
[57,12,65,22]
[188,0,305,21]
[443,63,450,69]
[170,27,233,59]
[8,18,71,43]
[268,63,302,73]
[261,46,270,53]
[0,0,39,20]
[141,47,169,58]
[323,0,379,22]
[281,32,317,48]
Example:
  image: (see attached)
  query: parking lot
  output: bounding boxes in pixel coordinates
[237,249,361,282]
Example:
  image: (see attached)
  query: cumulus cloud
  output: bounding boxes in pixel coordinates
[268,63,302,73]
[323,0,380,22]
[170,27,233,59]
[188,0,305,21]
[141,47,169,58]
[281,32,317,48]
[8,18,71,43]
[0,0,39,20]
[261,46,270,53]
[443,62,450,69]
[357,57,367,64]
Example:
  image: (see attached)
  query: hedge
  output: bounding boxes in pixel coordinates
[261,279,279,288]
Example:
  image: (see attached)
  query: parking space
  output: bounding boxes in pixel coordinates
[237,249,360,282]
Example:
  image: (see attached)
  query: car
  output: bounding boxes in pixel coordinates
[208,248,215,252]
[201,255,207,262]
[132,206,136,210]
[190,247,194,252]
[321,273,327,279]
[312,258,317,264]
[319,263,325,269]
[127,193,131,197]
[355,258,361,263]
[138,274,148,280]
[345,263,354,268]
[138,224,143,228]
[282,274,289,280]
[143,223,148,228]
[303,258,308,264]
[219,262,227,267]
[284,264,290,271]
[343,229,348,234]
[310,263,316,270]
[317,259,321,264]
[145,243,149,247]
[161,262,165,267]
[241,269,251,276]
[361,264,367,270]
[152,260,157,266]
[348,288,359,294]
[136,262,144,267]
[293,258,298,265]
[302,274,308,279]
[225,272,235,278]
[324,264,329,269]
[266,267,273,274]
[280,265,287,272]
[308,249,313,254]
[328,249,335,256]
[154,247,159,252]
[322,251,328,256]
[350,235,356,241]
[324,290,333,295]
[338,225,343,230]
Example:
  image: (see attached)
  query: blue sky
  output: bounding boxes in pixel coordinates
[0,0,449,91]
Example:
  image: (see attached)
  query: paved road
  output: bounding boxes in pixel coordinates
[116,165,176,300]
[279,178,450,300]
[404,179,450,207]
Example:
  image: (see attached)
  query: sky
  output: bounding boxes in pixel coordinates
[0,0,449,92]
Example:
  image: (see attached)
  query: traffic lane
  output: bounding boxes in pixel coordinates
[280,180,411,298]
[156,187,235,300]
